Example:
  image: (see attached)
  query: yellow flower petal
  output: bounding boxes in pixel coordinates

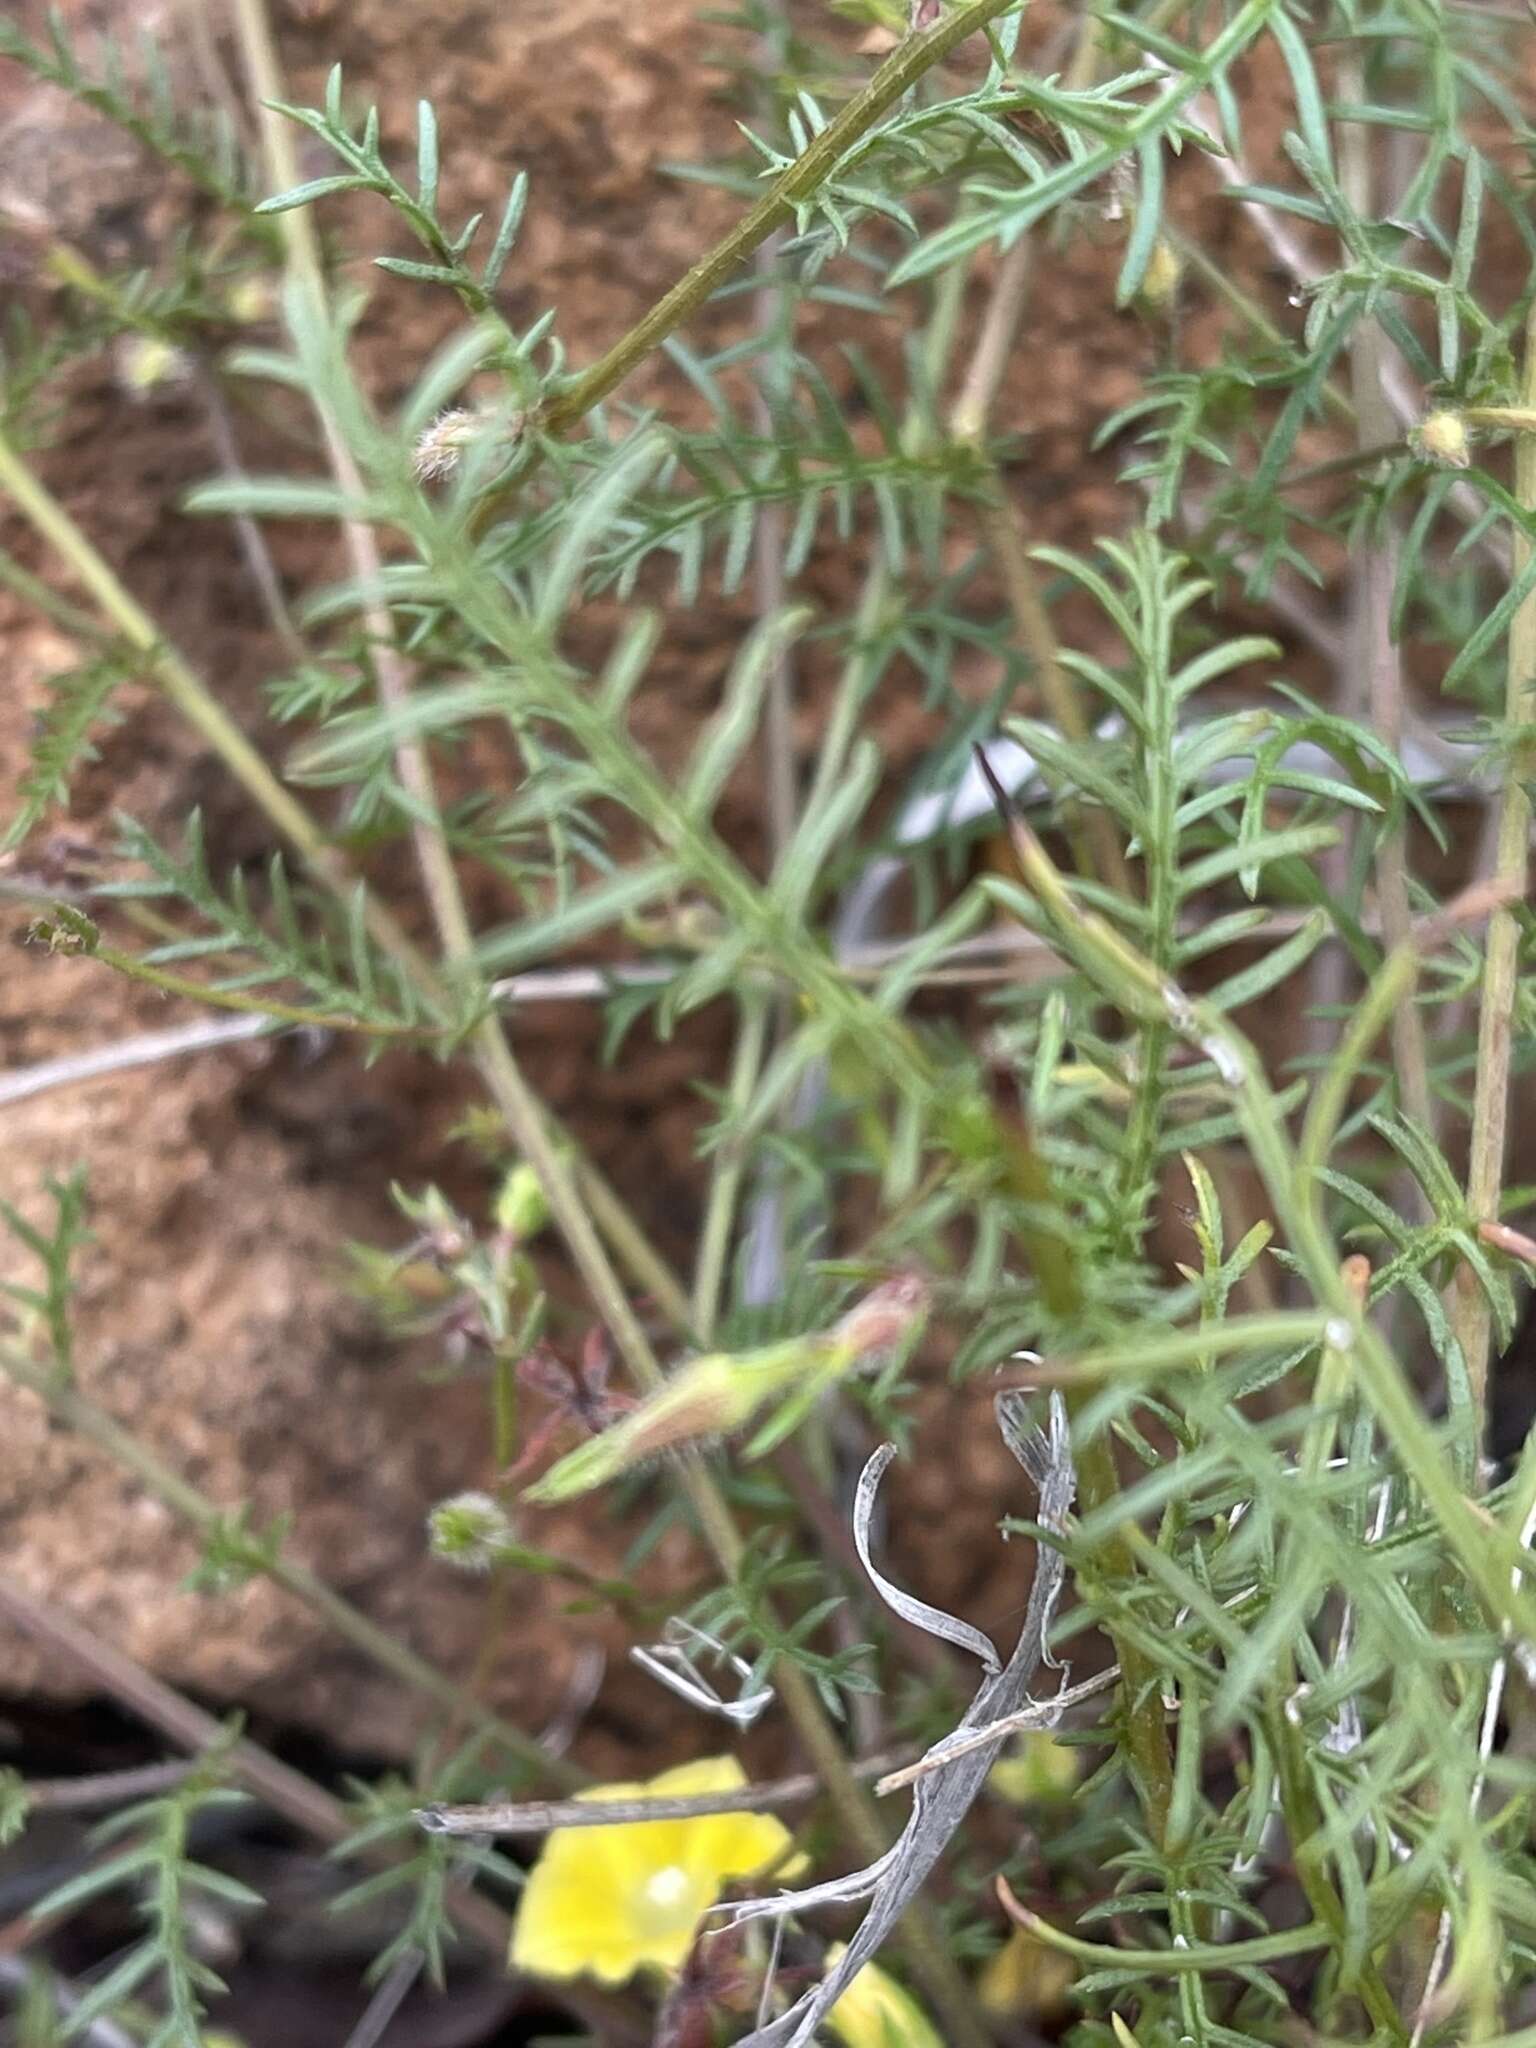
[511,1756,801,1986]
[977,1925,1077,2020]
[823,1946,943,2048]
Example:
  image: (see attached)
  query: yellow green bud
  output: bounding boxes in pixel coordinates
[493,1161,551,1243]
[1137,236,1183,314]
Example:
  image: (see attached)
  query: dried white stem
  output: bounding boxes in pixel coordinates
[0,1013,271,1108]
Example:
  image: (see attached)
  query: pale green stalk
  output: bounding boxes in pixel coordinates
[1454,297,1536,1425]
[691,995,773,1342]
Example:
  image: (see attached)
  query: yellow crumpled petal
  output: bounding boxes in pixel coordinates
[823,1945,943,2047]
[511,1756,801,1986]
[977,1925,1077,2020]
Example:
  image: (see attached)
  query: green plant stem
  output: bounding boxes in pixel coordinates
[1116,563,1178,1245]
[231,0,485,981]
[576,1159,694,1330]
[1036,1311,1333,1387]
[0,1345,586,1790]
[1075,1437,1176,1841]
[1338,66,1434,1160]
[0,542,110,644]
[64,942,439,1038]
[1165,225,1352,424]
[1005,1897,1330,1970]
[947,220,1131,895]
[994,1105,1176,1841]
[973,481,1130,894]
[691,994,773,1342]
[1453,312,1536,1426]
[539,0,1027,438]
[1267,1688,1407,2041]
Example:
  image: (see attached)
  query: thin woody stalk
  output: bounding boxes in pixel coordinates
[945,0,1132,898]
[1454,307,1536,1424]
[230,0,480,979]
[1338,60,1435,1156]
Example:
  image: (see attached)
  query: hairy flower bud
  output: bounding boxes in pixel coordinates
[412,405,526,483]
[412,408,478,481]
[428,1490,514,1571]
[1411,409,1471,469]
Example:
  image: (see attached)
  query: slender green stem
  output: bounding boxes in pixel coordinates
[576,1159,694,1331]
[995,1105,1176,1839]
[1454,301,1536,1425]
[972,486,1131,892]
[1265,1687,1408,2041]
[0,542,110,644]
[1166,225,1352,421]
[691,995,772,1342]
[0,1345,585,1789]
[1339,64,1435,1160]
[539,0,1028,438]
[1116,557,1179,1245]
[232,0,484,979]
[1042,1312,1334,1387]
[1006,1901,1330,1970]
[70,941,441,1038]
